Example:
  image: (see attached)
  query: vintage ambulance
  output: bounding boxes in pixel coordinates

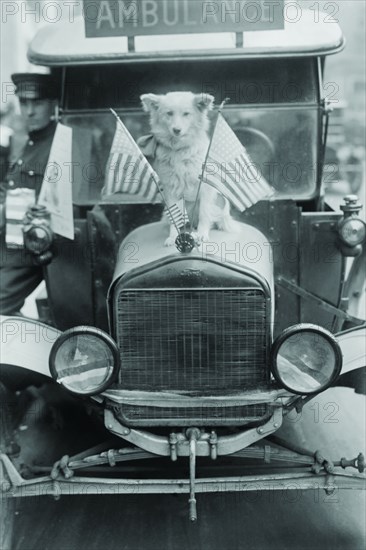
[1,0,365,539]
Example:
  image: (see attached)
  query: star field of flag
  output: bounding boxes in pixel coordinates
[103,116,159,202]
[202,114,274,212]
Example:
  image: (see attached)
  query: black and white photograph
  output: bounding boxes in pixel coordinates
[0,1,365,549]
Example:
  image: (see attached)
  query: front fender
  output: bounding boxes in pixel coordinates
[0,316,60,380]
[336,325,366,394]
[337,326,366,373]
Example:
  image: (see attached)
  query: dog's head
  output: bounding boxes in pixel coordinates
[140,92,214,148]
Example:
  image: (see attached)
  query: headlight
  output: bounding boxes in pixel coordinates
[271,324,342,395]
[49,327,119,395]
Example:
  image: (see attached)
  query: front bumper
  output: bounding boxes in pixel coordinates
[2,451,364,497]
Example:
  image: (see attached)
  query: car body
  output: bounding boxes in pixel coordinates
[1,2,365,533]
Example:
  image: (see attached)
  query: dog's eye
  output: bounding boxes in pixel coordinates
[166,111,174,117]
[183,112,191,117]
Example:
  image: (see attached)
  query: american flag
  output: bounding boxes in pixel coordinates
[165,202,189,231]
[103,113,159,201]
[202,114,274,212]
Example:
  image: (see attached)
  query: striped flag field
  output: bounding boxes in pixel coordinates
[202,114,274,212]
[103,113,159,202]
[165,202,190,231]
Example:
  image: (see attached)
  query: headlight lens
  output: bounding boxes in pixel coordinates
[338,217,366,246]
[49,327,119,395]
[271,324,342,394]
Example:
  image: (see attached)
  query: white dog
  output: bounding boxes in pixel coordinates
[139,91,240,246]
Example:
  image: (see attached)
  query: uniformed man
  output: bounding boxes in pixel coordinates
[0,73,59,315]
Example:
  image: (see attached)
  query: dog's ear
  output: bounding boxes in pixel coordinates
[194,94,215,112]
[140,94,160,112]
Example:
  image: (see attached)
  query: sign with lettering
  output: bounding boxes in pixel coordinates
[83,0,284,38]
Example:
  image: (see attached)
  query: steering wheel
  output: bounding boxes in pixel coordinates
[234,127,276,167]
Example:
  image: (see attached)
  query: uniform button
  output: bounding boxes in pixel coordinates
[17,159,23,166]
[8,180,15,187]
[28,170,35,177]
[29,140,34,146]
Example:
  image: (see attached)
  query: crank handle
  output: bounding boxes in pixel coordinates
[339,453,365,473]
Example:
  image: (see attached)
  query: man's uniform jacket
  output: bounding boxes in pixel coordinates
[1,121,57,267]
[1,122,100,267]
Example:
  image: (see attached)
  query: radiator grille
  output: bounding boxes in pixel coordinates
[116,289,268,394]
[114,288,270,425]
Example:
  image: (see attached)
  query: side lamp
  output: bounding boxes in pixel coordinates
[23,204,54,265]
[337,195,366,257]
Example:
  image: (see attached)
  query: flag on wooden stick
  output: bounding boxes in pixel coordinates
[201,114,274,212]
[103,111,159,202]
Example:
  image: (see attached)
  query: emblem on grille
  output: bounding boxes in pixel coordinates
[180,268,205,284]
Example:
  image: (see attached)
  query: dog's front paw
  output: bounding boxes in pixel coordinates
[164,236,177,247]
[195,232,210,243]
[196,223,211,243]
[191,232,201,247]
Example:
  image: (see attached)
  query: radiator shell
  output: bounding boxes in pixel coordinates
[108,222,273,427]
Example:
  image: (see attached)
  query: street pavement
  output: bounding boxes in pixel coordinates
[3,385,364,550]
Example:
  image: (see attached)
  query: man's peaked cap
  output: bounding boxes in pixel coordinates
[11,73,59,100]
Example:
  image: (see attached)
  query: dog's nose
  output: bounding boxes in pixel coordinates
[173,128,181,135]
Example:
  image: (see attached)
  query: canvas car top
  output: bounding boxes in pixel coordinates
[28,8,344,67]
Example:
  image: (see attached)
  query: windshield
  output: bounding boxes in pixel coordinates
[61,58,319,204]
[64,106,318,204]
